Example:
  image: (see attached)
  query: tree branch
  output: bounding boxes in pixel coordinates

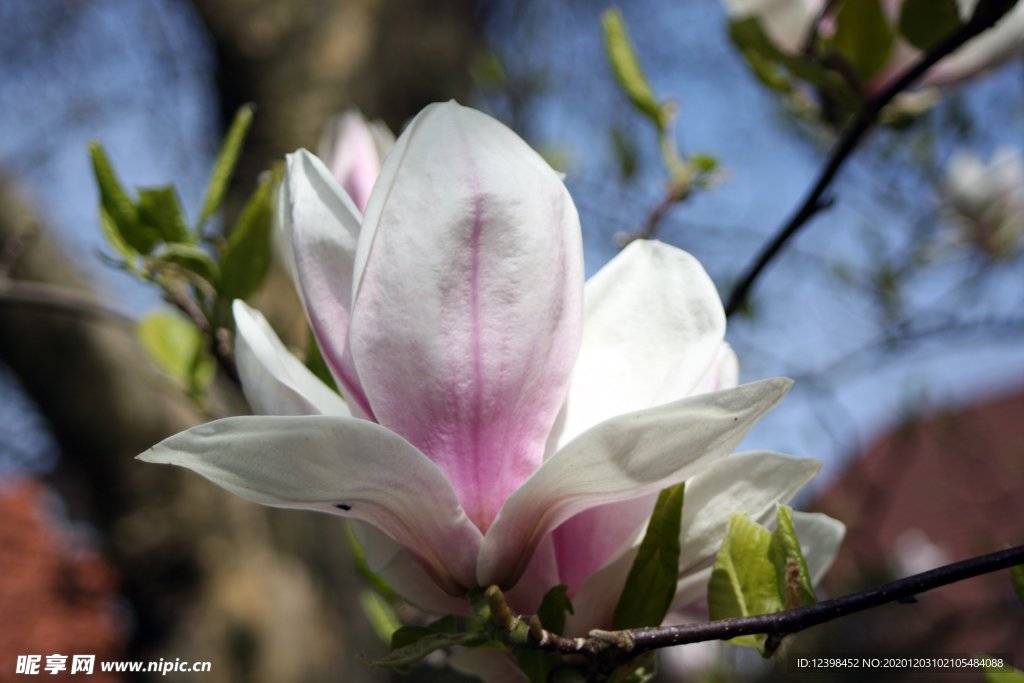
[724,0,1021,318]
[521,544,1024,667]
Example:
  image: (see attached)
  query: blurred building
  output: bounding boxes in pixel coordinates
[0,478,125,682]
[794,389,1024,680]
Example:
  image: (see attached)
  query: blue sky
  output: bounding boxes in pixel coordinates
[2,0,1022,488]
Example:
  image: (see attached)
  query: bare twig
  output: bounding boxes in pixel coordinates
[515,544,1024,669]
[724,0,1021,318]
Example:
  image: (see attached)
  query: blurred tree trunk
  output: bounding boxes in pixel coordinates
[191,0,484,212]
[0,178,378,682]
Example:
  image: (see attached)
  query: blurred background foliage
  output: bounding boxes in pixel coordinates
[0,0,1021,681]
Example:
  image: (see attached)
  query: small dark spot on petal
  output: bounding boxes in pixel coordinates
[335,503,352,511]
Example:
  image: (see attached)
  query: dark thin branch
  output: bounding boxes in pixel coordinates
[724,0,1021,318]
[623,183,688,244]
[523,544,1024,667]
[163,287,239,384]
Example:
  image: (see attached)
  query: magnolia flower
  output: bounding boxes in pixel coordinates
[942,146,1024,257]
[316,110,394,212]
[723,0,1024,93]
[141,103,842,636]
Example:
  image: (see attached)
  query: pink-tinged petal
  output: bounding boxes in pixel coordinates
[232,300,350,418]
[371,545,471,615]
[503,534,560,615]
[138,415,482,594]
[282,149,374,419]
[349,101,584,531]
[316,110,389,212]
[551,496,654,597]
[479,378,793,589]
[566,450,820,632]
[552,240,726,451]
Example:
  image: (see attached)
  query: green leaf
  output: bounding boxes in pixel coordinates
[769,505,816,609]
[363,631,481,669]
[197,103,255,232]
[602,8,668,133]
[137,186,191,244]
[729,18,861,110]
[218,167,276,302]
[158,244,220,285]
[707,513,782,651]
[98,208,134,261]
[612,483,685,629]
[1011,564,1024,607]
[359,589,401,644]
[89,142,158,254]
[689,153,719,174]
[984,663,1024,683]
[515,584,575,683]
[831,0,896,81]
[137,310,215,397]
[390,615,460,650]
[899,0,962,51]
[537,584,574,635]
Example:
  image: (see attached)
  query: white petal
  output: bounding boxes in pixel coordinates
[553,240,726,449]
[724,0,821,53]
[348,101,583,530]
[372,545,470,615]
[676,450,820,579]
[691,342,740,395]
[139,415,481,594]
[566,450,820,631]
[282,149,373,417]
[790,510,845,585]
[926,2,1024,85]
[232,300,350,418]
[479,378,793,589]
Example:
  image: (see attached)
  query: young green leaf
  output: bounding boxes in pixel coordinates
[137,186,191,244]
[831,0,896,81]
[707,513,783,651]
[729,17,861,110]
[612,483,685,630]
[362,631,482,669]
[983,663,1024,682]
[390,615,461,651]
[98,208,135,261]
[359,589,402,644]
[899,0,962,51]
[218,168,276,302]
[197,103,255,232]
[602,8,667,133]
[769,505,816,609]
[158,244,220,285]
[89,142,159,254]
[137,310,214,397]
[1011,563,1024,607]
[536,584,574,635]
